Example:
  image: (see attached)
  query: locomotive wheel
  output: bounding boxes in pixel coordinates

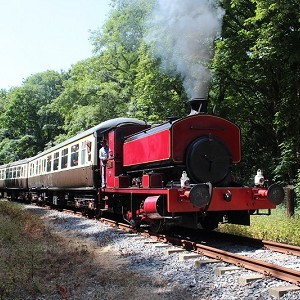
[199,215,219,231]
[129,219,141,230]
[149,220,165,233]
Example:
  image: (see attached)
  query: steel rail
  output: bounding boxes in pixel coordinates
[198,230,300,258]
[194,241,300,285]
[100,217,133,231]
[262,240,300,257]
[147,233,300,286]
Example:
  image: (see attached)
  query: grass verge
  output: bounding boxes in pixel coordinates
[0,201,188,300]
[218,207,300,246]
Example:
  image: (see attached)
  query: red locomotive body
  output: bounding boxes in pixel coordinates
[123,114,240,168]
[98,103,284,231]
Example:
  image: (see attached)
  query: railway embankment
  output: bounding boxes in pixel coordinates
[0,201,182,299]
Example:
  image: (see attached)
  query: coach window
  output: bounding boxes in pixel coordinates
[41,158,46,173]
[71,144,79,167]
[81,141,86,164]
[8,168,12,179]
[38,159,42,174]
[81,140,93,165]
[81,141,92,164]
[53,152,59,171]
[47,155,52,172]
[87,141,92,161]
[61,148,68,169]
[16,167,21,178]
[35,160,39,175]
[31,163,35,176]
[13,167,16,178]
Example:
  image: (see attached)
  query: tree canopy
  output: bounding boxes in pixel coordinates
[0,0,299,190]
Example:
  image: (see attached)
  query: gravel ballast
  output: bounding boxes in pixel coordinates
[27,206,300,300]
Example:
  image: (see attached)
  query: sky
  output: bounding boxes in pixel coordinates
[0,0,111,90]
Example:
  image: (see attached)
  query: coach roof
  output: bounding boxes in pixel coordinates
[30,118,145,161]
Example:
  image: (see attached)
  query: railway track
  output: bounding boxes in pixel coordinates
[154,234,300,285]
[97,215,300,288]
[41,206,300,287]
[198,230,300,257]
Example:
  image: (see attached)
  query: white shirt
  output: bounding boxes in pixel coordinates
[99,146,110,164]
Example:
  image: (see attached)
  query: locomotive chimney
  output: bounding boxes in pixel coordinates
[188,97,208,115]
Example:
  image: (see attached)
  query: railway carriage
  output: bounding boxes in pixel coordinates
[27,118,146,208]
[0,158,29,200]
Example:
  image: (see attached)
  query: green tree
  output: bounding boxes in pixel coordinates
[0,71,66,161]
[51,56,128,139]
[130,43,187,123]
[90,0,155,115]
[211,0,300,184]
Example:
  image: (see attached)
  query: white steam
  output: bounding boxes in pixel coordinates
[146,0,224,98]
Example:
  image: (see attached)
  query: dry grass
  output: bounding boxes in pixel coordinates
[0,201,191,300]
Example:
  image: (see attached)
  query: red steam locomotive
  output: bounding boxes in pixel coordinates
[0,98,284,231]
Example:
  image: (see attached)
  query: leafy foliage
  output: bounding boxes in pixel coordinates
[130,43,187,123]
[0,71,66,162]
[0,0,299,194]
[211,0,300,184]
